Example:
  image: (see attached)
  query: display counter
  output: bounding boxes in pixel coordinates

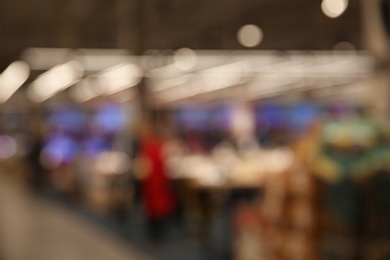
[167,147,294,190]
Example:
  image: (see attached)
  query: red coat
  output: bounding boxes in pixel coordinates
[140,137,176,219]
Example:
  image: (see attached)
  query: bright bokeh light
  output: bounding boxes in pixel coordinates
[197,61,250,93]
[94,151,130,175]
[321,0,348,18]
[173,48,198,71]
[154,61,249,102]
[70,77,102,102]
[237,24,263,48]
[0,136,18,159]
[28,61,83,103]
[0,61,30,103]
[97,62,143,95]
[71,70,140,103]
[267,148,294,173]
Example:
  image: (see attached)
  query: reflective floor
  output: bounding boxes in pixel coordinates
[0,172,154,260]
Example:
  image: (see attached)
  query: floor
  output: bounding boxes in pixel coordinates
[0,169,236,260]
[0,172,154,260]
[42,189,234,260]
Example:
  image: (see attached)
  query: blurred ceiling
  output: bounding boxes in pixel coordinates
[0,0,362,70]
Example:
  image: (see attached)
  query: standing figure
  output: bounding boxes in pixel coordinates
[137,119,177,241]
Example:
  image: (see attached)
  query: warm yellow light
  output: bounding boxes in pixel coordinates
[27,61,83,103]
[237,24,263,48]
[173,48,197,71]
[321,0,348,18]
[97,63,142,94]
[0,61,30,103]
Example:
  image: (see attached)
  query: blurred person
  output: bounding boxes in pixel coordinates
[107,130,138,223]
[26,114,47,195]
[133,116,177,241]
[311,105,380,258]
[27,126,47,193]
[128,131,143,205]
[230,102,258,152]
[224,103,260,201]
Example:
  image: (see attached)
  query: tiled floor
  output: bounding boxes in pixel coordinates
[0,173,154,260]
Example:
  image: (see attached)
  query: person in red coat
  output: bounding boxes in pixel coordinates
[136,119,177,240]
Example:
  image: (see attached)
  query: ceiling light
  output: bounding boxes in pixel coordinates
[27,61,83,103]
[0,61,30,103]
[321,0,348,18]
[237,24,263,48]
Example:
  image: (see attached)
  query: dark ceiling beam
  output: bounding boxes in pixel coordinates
[58,0,100,48]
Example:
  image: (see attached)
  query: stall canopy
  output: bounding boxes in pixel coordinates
[0,48,375,104]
